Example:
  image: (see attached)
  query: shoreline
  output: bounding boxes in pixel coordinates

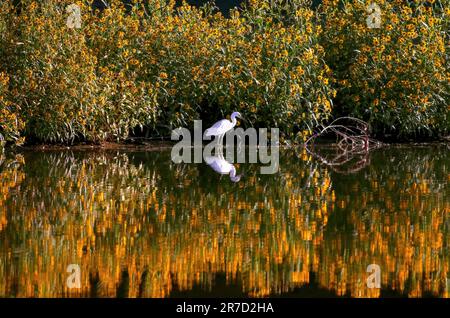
[2,140,448,153]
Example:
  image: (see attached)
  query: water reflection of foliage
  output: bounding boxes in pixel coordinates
[319,146,449,297]
[0,147,448,298]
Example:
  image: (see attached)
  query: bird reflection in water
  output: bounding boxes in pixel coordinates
[203,111,245,182]
[205,154,241,183]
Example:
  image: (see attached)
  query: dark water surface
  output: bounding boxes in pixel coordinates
[0,145,448,298]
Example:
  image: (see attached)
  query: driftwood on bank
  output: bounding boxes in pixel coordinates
[305,117,383,174]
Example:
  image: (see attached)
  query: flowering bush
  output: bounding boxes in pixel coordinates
[0,0,334,143]
[203,0,335,140]
[84,1,158,140]
[2,0,157,143]
[1,0,448,144]
[136,0,335,140]
[0,4,24,145]
[320,0,449,137]
[0,72,24,145]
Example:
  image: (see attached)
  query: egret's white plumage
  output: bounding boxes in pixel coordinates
[204,112,242,138]
[203,112,243,182]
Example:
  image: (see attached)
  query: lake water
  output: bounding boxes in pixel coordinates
[0,145,448,298]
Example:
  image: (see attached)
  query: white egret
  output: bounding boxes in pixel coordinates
[204,112,243,145]
[205,155,241,183]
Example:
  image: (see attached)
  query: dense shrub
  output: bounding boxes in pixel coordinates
[0,0,334,144]
[2,0,158,143]
[0,3,24,145]
[0,0,448,144]
[0,72,24,145]
[123,0,335,140]
[320,0,450,137]
[191,0,335,140]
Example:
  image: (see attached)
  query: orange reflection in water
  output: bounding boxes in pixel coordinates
[0,147,448,298]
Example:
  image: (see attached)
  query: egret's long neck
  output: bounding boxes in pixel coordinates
[231,114,238,127]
